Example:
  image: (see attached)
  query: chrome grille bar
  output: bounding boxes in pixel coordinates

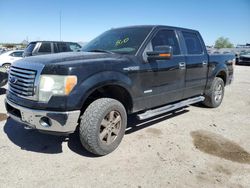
[8,66,37,97]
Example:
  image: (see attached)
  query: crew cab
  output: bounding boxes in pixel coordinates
[5,25,234,155]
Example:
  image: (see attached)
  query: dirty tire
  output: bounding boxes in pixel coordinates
[203,77,224,108]
[79,98,127,155]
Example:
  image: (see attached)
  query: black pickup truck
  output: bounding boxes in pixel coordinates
[5,25,234,155]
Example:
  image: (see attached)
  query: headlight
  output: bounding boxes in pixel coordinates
[39,75,77,102]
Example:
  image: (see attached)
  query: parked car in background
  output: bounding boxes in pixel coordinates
[23,41,82,57]
[0,67,8,87]
[0,50,24,70]
[237,51,250,65]
[0,48,7,55]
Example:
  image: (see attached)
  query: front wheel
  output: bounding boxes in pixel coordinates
[79,98,127,155]
[203,77,225,108]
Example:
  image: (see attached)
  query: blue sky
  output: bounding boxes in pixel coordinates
[0,0,249,45]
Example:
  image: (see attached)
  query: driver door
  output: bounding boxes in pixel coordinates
[138,29,186,109]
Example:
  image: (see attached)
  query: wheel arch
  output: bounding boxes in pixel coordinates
[2,62,11,66]
[80,83,133,115]
[77,71,134,116]
[215,70,227,85]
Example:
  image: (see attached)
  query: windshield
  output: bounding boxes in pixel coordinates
[82,27,152,55]
[24,42,36,53]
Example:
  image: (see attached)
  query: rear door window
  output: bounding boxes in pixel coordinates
[38,43,52,53]
[57,43,69,52]
[182,32,203,54]
[53,43,59,53]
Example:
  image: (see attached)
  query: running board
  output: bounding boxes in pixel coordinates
[137,96,205,120]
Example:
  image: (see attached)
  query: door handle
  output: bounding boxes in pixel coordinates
[179,62,186,69]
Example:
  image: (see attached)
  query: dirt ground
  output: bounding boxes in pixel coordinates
[0,65,249,188]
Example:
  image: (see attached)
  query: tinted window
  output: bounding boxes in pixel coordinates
[183,32,203,54]
[53,43,58,53]
[151,30,180,55]
[11,51,23,57]
[68,43,81,52]
[82,27,152,55]
[24,42,36,53]
[57,43,69,52]
[38,43,51,53]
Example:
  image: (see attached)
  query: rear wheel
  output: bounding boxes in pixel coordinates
[203,77,225,108]
[79,98,127,155]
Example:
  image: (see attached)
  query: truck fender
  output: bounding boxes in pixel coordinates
[76,71,134,110]
[205,63,228,91]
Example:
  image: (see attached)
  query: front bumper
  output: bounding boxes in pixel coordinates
[5,98,80,134]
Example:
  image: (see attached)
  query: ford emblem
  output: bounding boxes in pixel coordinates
[10,76,18,84]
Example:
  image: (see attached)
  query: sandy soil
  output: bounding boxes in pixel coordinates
[0,65,249,188]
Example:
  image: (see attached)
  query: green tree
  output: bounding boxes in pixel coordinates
[3,43,15,49]
[214,37,234,49]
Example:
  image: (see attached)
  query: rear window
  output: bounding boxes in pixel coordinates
[24,42,36,53]
[183,32,203,54]
[38,43,52,53]
[68,43,81,52]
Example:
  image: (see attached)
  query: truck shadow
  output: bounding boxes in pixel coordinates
[68,108,189,156]
[125,108,189,134]
[4,118,96,157]
[4,108,189,157]
[4,118,65,154]
[191,103,207,108]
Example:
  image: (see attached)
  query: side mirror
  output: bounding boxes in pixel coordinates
[146,45,173,61]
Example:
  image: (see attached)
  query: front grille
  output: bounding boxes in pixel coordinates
[8,66,37,97]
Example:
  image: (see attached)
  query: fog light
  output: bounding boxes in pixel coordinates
[39,117,52,127]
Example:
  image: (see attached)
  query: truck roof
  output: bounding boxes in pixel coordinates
[112,25,199,33]
[28,41,79,43]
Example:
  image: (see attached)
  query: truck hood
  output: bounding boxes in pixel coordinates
[13,52,123,66]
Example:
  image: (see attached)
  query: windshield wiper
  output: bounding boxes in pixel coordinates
[88,49,114,54]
